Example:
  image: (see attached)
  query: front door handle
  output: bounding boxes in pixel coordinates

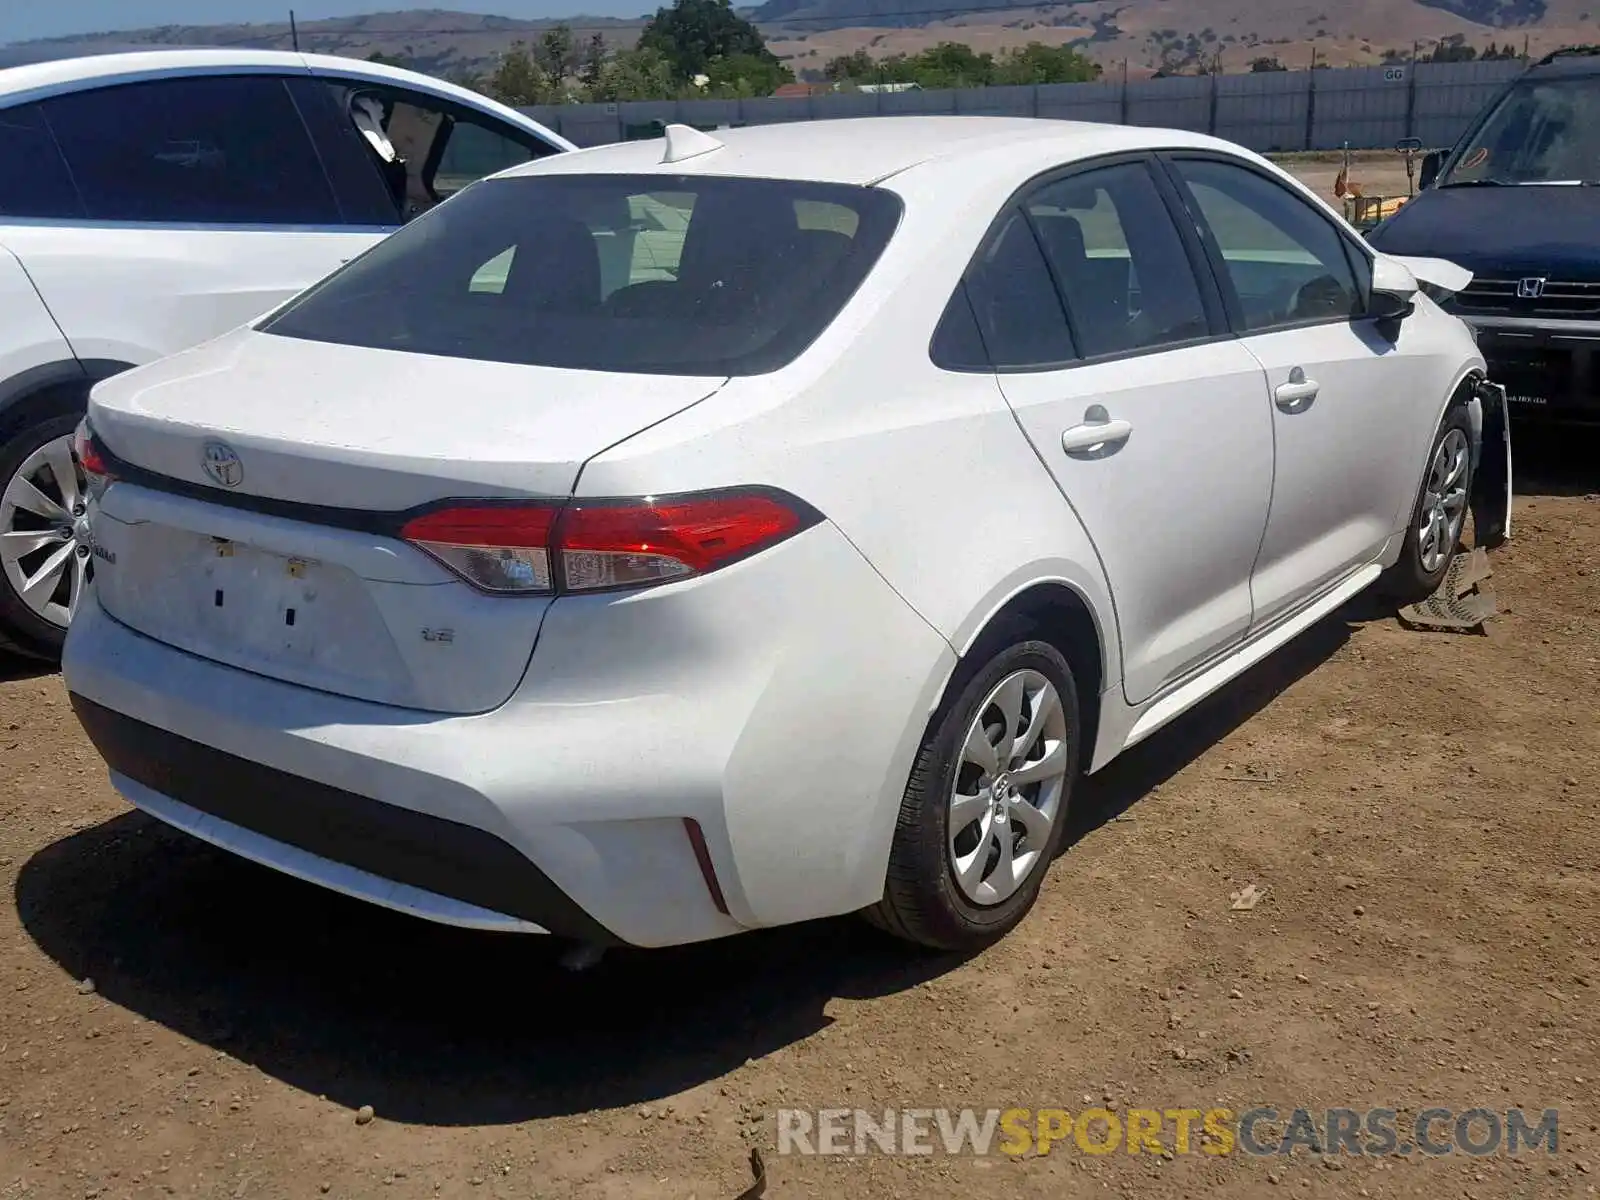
[1061,405,1132,457]
[1274,367,1320,412]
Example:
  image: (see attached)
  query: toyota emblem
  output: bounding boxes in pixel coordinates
[200,440,243,488]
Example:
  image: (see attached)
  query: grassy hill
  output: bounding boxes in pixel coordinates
[9,0,1598,81]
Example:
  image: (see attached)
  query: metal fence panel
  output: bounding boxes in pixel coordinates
[1125,73,1209,131]
[524,57,1532,152]
[1312,65,1410,150]
[877,87,959,114]
[1035,80,1122,123]
[734,95,815,125]
[814,91,880,118]
[955,83,1035,115]
[1214,71,1308,152]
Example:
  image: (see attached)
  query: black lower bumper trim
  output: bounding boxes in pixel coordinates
[69,694,621,945]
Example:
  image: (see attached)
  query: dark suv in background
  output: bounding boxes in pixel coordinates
[1367,47,1600,424]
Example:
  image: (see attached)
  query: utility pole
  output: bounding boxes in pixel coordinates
[1305,43,1319,150]
[289,9,300,51]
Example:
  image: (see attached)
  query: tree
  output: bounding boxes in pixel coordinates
[1426,34,1478,63]
[637,0,781,82]
[580,32,610,90]
[703,51,794,96]
[1249,55,1287,71]
[823,49,875,81]
[534,23,580,84]
[992,42,1101,84]
[366,51,410,68]
[587,46,679,101]
[483,42,557,106]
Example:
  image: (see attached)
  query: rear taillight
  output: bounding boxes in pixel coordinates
[400,489,818,596]
[72,419,115,494]
[400,505,557,594]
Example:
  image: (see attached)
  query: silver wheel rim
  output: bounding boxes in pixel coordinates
[948,668,1070,906]
[0,433,90,630]
[1418,427,1470,575]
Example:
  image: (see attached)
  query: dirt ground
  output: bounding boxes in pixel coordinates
[1277,152,1417,207]
[1,418,1598,1199]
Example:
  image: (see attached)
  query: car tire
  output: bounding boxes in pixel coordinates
[865,632,1081,952]
[1377,401,1475,606]
[0,398,91,662]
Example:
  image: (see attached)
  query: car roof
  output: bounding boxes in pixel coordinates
[0,48,311,94]
[0,47,571,149]
[512,115,1240,188]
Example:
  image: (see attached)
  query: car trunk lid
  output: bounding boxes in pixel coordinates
[85,330,726,713]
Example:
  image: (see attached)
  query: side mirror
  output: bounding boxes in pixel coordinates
[1370,255,1419,322]
[1419,149,1447,190]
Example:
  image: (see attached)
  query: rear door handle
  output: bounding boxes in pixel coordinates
[1274,368,1320,412]
[1061,406,1132,457]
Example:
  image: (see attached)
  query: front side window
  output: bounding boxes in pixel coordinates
[1172,158,1362,331]
[0,104,81,218]
[1440,78,1600,186]
[1026,161,1210,358]
[261,173,902,376]
[41,76,340,225]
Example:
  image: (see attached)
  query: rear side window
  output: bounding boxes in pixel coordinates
[0,104,81,218]
[957,209,1077,370]
[261,173,903,376]
[1025,162,1211,358]
[41,76,340,225]
[310,81,562,224]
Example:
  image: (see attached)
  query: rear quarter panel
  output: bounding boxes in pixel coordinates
[0,241,80,399]
[571,160,1121,688]
[1,224,381,367]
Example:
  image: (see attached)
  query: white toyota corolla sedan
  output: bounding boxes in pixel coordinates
[63,117,1509,953]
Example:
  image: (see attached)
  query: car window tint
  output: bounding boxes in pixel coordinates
[1173,158,1362,330]
[930,284,991,371]
[323,83,558,223]
[1026,162,1209,358]
[0,104,82,218]
[962,210,1076,370]
[285,76,402,226]
[41,77,339,225]
[261,173,902,377]
[433,115,547,196]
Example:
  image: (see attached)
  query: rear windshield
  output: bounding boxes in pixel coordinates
[261,172,903,376]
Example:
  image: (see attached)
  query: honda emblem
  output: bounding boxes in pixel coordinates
[1517,277,1546,300]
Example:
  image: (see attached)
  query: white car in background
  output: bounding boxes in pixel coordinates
[0,47,572,658]
[65,117,1508,953]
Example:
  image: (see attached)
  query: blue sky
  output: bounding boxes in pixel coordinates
[10,2,644,42]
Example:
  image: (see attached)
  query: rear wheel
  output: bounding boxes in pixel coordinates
[0,407,92,661]
[865,635,1080,951]
[1378,403,1474,605]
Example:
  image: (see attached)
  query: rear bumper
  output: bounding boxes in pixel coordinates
[62,521,954,947]
[71,695,607,940]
